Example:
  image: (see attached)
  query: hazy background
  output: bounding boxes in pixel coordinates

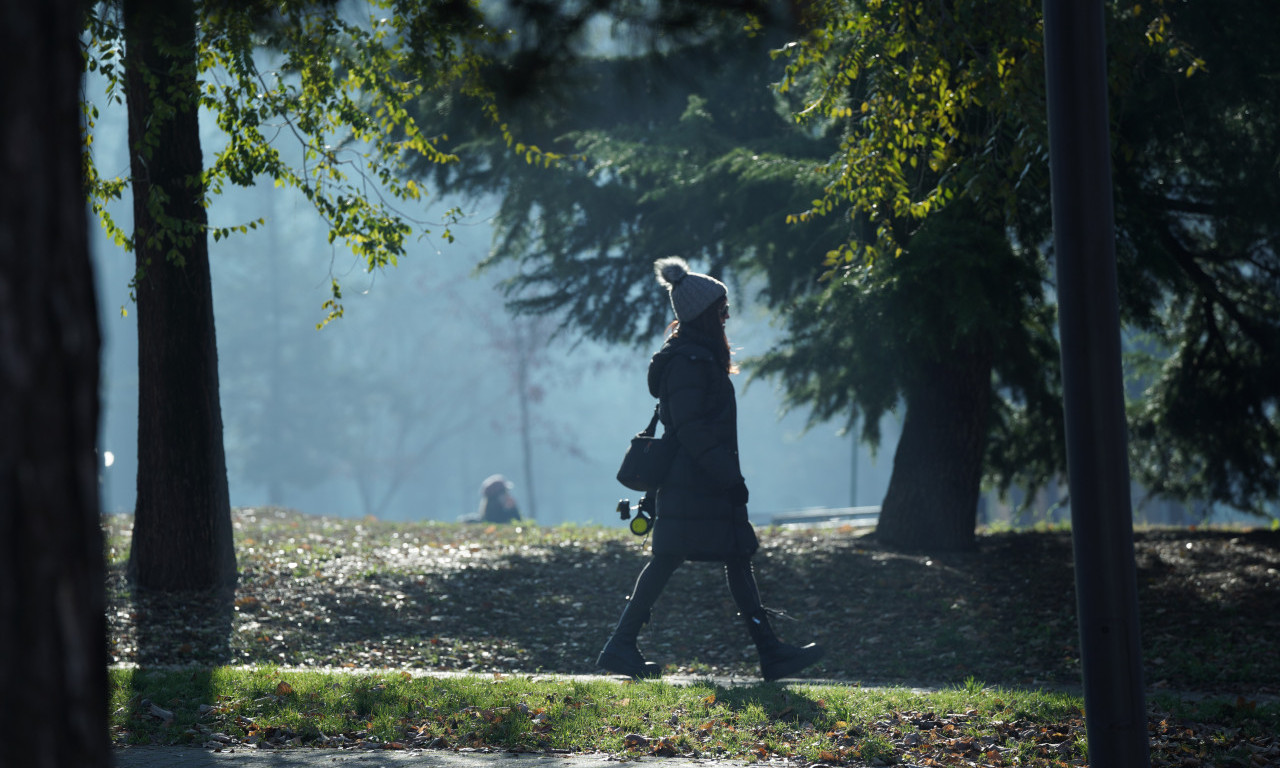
[87,81,899,525]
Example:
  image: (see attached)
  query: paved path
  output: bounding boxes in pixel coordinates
[112,747,745,768]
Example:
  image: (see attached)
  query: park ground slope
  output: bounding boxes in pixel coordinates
[103,509,1280,697]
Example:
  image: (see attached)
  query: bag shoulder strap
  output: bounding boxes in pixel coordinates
[641,402,661,437]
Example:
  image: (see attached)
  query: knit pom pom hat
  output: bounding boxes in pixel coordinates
[654,257,727,322]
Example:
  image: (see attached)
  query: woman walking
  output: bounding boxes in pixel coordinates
[596,257,824,681]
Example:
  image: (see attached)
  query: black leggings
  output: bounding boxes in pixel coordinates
[626,554,763,618]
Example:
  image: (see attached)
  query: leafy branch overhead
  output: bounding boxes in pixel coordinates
[759,0,1280,521]
[81,0,572,326]
[772,0,1205,268]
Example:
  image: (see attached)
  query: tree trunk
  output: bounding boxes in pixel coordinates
[123,0,237,592]
[875,342,993,552]
[516,344,538,521]
[0,1,111,765]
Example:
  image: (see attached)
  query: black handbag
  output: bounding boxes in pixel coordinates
[616,404,676,492]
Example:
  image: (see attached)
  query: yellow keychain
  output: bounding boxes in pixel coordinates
[616,495,654,536]
[629,508,652,536]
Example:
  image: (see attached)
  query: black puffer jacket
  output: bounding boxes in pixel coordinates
[648,333,758,560]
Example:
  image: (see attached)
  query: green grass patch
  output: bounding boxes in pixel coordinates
[110,668,1279,766]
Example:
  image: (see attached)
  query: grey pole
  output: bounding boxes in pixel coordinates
[1041,1,1150,766]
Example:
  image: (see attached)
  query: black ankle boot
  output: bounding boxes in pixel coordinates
[744,609,824,681]
[596,638,661,679]
[597,604,661,679]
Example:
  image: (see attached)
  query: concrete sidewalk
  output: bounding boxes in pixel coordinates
[112,747,744,768]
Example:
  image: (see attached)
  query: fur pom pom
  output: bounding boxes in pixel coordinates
[654,256,690,287]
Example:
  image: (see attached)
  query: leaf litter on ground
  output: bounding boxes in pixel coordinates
[104,507,1280,766]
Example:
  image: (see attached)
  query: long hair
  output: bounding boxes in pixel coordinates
[669,297,738,374]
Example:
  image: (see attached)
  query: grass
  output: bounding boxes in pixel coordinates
[111,667,1279,766]
[113,667,1069,756]
[104,508,1280,765]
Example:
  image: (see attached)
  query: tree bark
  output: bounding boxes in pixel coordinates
[0,1,111,765]
[875,342,993,552]
[123,0,237,592]
[515,333,539,522]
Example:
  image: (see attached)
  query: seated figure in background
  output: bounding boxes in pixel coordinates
[467,474,521,524]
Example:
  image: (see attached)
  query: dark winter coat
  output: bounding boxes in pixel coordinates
[479,494,521,524]
[648,333,758,560]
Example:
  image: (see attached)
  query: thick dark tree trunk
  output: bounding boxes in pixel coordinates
[875,342,993,552]
[123,0,237,592]
[0,1,111,766]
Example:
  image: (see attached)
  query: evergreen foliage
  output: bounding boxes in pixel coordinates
[779,0,1280,520]
[1109,0,1280,515]
[414,0,1280,536]
[412,7,1065,548]
[414,20,841,343]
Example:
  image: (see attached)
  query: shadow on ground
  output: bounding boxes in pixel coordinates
[105,514,1280,696]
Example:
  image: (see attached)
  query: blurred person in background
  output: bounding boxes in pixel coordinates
[463,474,522,524]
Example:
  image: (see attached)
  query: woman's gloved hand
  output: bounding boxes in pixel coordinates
[729,482,749,506]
